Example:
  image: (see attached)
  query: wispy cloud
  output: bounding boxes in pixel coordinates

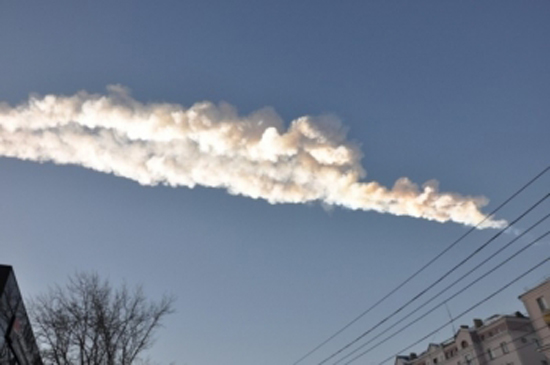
[0,86,506,228]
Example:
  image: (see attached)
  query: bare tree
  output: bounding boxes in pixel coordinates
[30,272,175,365]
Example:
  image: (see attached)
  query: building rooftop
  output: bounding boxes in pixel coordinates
[518,277,550,299]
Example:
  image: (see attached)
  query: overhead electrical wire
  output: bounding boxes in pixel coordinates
[374,256,550,365]
[332,211,550,363]
[331,212,550,364]
[333,228,550,364]
[317,192,549,365]
[291,165,549,365]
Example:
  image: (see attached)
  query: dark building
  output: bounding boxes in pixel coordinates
[0,265,42,365]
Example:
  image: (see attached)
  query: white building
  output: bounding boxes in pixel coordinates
[519,278,550,360]
[395,313,547,365]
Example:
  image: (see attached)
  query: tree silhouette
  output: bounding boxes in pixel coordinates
[30,272,174,365]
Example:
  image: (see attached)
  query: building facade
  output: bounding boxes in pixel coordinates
[519,278,550,360]
[395,313,547,365]
[0,265,43,365]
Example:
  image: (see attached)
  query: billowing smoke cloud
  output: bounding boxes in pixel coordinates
[0,86,506,228]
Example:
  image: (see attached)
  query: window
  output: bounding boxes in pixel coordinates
[461,340,469,349]
[501,341,509,354]
[537,296,549,311]
[520,337,527,343]
[487,348,494,360]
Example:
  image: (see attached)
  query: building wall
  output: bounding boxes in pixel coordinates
[481,331,524,365]
[519,279,550,360]
[450,327,482,365]
[396,315,548,365]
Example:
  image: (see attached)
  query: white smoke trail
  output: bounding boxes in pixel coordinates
[0,86,506,228]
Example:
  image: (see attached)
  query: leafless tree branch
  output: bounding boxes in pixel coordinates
[30,272,175,365]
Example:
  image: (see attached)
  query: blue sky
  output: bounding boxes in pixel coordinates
[1,1,549,364]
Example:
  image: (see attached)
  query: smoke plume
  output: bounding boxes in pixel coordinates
[0,86,505,228]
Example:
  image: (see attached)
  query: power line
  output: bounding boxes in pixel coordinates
[291,165,549,365]
[331,211,550,363]
[374,256,550,365]
[333,228,550,364]
[317,192,549,365]
[332,215,550,363]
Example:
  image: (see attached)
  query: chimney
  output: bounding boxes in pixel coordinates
[409,352,417,360]
[473,318,483,328]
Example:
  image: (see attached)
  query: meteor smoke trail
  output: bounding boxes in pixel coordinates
[0,86,506,228]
